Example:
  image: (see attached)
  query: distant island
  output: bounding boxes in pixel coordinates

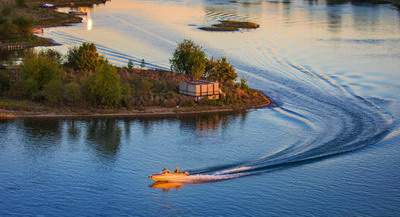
[199,20,260,32]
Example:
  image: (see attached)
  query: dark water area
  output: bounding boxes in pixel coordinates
[1,0,400,216]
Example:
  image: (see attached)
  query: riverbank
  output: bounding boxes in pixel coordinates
[0,95,271,119]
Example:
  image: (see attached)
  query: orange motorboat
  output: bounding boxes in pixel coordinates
[149,168,189,183]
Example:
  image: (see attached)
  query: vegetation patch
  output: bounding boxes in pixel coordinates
[0,40,271,116]
[199,20,260,32]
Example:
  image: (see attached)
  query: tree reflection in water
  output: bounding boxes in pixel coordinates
[179,112,247,134]
[86,119,122,159]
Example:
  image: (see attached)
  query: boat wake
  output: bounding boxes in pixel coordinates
[184,49,397,183]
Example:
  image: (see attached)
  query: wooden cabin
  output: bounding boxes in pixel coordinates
[179,80,220,100]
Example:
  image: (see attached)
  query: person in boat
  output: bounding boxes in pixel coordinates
[162,168,170,174]
[174,167,180,173]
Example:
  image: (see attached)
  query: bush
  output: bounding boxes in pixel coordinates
[0,71,11,94]
[121,83,133,107]
[40,49,63,64]
[64,82,82,104]
[12,16,32,36]
[140,59,145,68]
[86,62,122,107]
[131,78,153,96]
[43,78,63,104]
[21,52,64,98]
[204,57,237,85]
[239,78,249,91]
[66,43,104,74]
[20,78,39,99]
[15,0,26,8]
[0,20,18,39]
[127,59,134,70]
[1,6,13,16]
[170,39,207,80]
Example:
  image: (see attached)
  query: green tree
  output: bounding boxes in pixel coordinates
[13,16,32,36]
[0,20,18,39]
[170,39,207,80]
[140,59,145,68]
[121,83,133,107]
[64,82,82,104]
[1,6,13,16]
[86,62,122,107]
[15,0,26,8]
[43,78,63,104]
[131,78,152,96]
[66,43,104,74]
[0,71,10,94]
[21,52,64,98]
[239,78,249,90]
[127,59,134,70]
[40,49,63,64]
[204,57,237,85]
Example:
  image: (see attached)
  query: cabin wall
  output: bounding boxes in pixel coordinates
[179,81,220,100]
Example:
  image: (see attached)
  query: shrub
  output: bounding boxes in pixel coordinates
[1,6,13,16]
[131,78,153,96]
[121,83,133,107]
[127,59,134,70]
[40,49,63,64]
[86,62,122,107]
[12,16,32,36]
[20,78,39,99]
[15,0,26,8]
[64,82,82,104]
[66,43,104,74]
[21,52,64,98]
[204,57,237,85]
[170,39,207,80]
[0,70,10,94]
[43,78,63,104]
[239,78,249,91]
[0,20,18,39]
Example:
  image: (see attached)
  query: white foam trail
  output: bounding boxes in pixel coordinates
[214,166,253,175]
[180,174,246,183]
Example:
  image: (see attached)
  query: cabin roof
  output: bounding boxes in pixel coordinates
[183,80,218,85]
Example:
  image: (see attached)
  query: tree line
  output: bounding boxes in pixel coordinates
[0,40,253,109]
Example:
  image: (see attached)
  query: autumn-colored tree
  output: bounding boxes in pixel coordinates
[204,57,237,85]
[66,43,104,74]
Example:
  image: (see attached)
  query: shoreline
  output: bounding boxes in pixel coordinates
[0,99,271,119]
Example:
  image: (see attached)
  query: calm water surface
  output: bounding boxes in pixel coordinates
[1,0,400,216]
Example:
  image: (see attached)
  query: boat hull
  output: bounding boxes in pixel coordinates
[149,174,189,183]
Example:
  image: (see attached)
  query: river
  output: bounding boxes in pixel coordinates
[1,0,400,216]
